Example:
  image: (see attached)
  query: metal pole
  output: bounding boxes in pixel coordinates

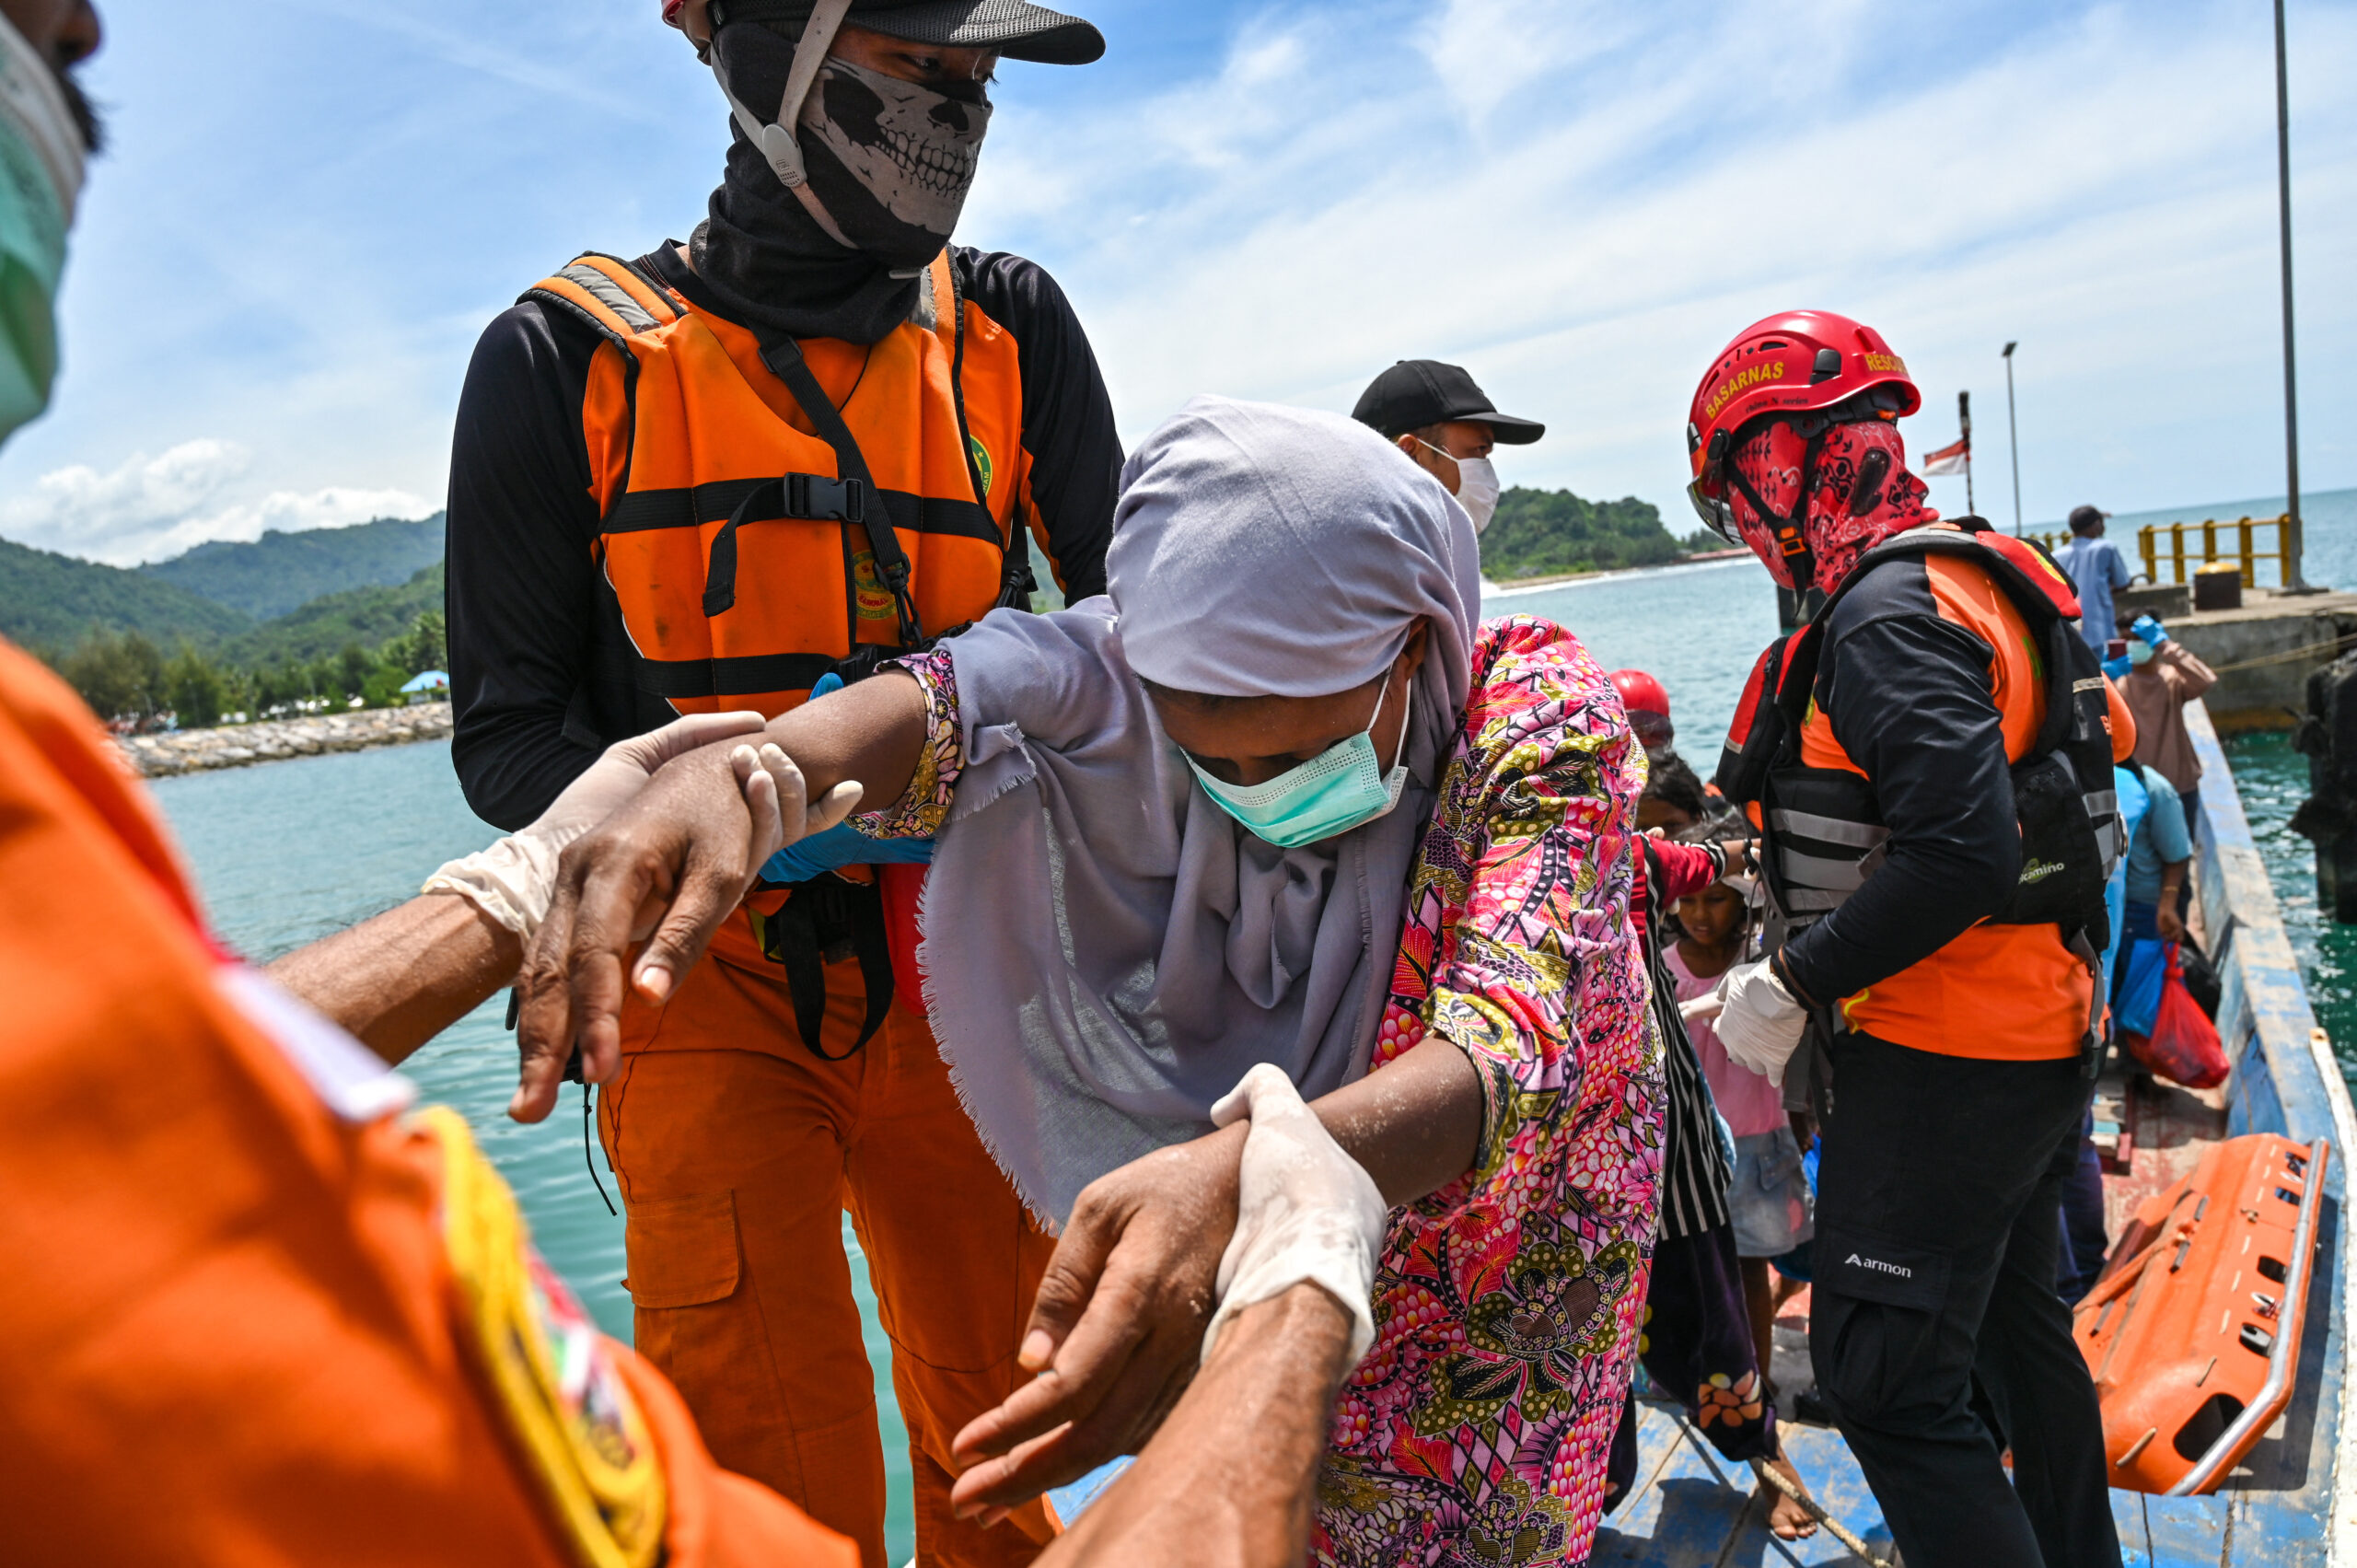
[1960,390,1976,517]
[2275,0,2312,591]
[2002,342,2023,534]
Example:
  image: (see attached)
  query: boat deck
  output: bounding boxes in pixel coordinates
[1596,702,2357,1564]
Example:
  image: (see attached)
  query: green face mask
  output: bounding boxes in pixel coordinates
[0,13,84,444]
[1187,670,1415,849]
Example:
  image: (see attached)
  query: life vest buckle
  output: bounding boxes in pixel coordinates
[784,471,865,526]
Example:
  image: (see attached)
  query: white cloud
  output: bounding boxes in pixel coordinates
[0,438,434,566]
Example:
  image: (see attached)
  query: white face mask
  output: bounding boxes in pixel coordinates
[1414,438,1500,535]
[1453,456,1500,535]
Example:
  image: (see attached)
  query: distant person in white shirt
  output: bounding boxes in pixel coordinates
[2053,505,2132,652]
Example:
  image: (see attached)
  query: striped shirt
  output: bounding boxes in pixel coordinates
[1635,839,1734,1239]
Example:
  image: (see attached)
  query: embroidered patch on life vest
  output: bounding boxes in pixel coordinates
[968,435,993,501]
[852,550,898,623]
[423,1107,667,1568]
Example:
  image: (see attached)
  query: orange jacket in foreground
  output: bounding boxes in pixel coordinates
[0,640,852,1568]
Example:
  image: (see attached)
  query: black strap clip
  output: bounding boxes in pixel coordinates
[786,470,865,525]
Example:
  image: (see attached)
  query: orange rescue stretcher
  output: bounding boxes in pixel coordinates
[2073,1133,2329,1494]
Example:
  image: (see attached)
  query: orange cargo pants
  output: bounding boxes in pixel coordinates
[600,919,1057,1568]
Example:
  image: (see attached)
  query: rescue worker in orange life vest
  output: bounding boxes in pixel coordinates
[442,3,1120,1564]
[1686,312,2136,1568]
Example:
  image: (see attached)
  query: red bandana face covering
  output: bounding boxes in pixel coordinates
[1728,417,1935,594]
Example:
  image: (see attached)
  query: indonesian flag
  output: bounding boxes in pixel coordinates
[1922,435,1970,477]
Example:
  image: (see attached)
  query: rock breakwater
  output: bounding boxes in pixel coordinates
[120,703,453,778]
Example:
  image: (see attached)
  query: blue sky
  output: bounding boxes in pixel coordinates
[4,0,2351,563]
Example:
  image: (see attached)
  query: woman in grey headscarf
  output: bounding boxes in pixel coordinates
[526,397,1662,1566]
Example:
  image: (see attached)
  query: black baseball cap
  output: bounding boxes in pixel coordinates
[2068,504,2111,532]
[709,0,1106,64]
[1351,360,1546,445]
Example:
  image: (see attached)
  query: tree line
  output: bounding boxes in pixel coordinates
[51,610,447,730]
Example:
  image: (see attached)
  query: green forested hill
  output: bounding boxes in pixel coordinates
[1480,487,1685,580]
[221,561,445,669]
[0,534,254,654]
[141,513,446,621]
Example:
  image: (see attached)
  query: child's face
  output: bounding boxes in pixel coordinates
[1676,881,1747,947]
[1639,797,1696,832]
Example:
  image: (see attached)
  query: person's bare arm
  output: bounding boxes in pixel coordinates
[947,1037,1478,1516]
[513,672,930,1119]
[2162,641,2218,699]
[2157,856,2190,941]
[1038,1284,1354,1568]
[266,896,523,1066]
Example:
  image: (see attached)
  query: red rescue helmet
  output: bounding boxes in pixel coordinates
[1608,668,1675,753]
[1684,310,1922,579]
[1609,668,1670,720]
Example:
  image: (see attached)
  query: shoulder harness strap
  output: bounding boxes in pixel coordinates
[522,253,681,348]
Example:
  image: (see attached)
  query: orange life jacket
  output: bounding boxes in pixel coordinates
[527,247,1033,718]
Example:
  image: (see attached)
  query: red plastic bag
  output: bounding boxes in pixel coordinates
[2121,941,2229,1089]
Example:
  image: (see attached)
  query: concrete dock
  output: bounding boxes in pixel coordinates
[2132,587,2357,732]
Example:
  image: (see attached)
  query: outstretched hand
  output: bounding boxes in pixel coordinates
[949,1126,1248,1524]
[508,735,860,1122]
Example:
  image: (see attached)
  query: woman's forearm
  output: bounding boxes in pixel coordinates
[1312,1035,1483,1208]
[761,668,930,816]
[266,893,523,1065]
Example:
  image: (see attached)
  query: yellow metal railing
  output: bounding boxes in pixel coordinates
[2024,515,2289,589]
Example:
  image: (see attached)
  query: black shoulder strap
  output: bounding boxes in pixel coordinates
[730,330,925,650]
[943,255,1037,612]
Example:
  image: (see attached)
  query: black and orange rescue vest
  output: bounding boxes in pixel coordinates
[526,248,1036,719]
[1717,521,2125,1063]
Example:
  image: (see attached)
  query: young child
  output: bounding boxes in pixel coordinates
[1667,813,1814,1389]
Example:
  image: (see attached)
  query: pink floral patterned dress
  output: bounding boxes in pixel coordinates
[870,615,1662,1567]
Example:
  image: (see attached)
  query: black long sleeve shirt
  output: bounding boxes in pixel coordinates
[446,246,1120,830]
[1776,558,2026,1008]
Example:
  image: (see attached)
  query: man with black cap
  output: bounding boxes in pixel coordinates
[1350,358,1545,535]
[442,3,1119,1563]
[2053,503,2131,654]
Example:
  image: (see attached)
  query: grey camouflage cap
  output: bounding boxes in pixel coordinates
[706,0,1105,64]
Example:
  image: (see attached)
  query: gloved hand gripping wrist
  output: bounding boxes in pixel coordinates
[1713,956,1811,1086]
[1200,1063,1389,1368]
[422,711,830,944]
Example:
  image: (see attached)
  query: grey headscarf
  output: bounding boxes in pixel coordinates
[917,397,1483,1222]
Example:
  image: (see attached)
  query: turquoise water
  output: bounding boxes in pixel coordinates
[142,509,2354,1559]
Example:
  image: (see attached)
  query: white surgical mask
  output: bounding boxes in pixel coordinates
[1414,436,1499,534]
[2128,638,2156,667]
[1453,456,1501,534]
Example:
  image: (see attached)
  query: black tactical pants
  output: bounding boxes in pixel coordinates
[1811,1032,2121,1568]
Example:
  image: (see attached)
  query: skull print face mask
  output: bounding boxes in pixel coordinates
[796,55,991,273]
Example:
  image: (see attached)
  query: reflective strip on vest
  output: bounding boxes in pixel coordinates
[552,261,668,335]
[1768,807,1889,850]
[1780,847,1873,894]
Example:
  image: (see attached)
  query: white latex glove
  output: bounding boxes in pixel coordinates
[1678,992,1724,1025]
[423,711,823,943]
[726,738,865,868]
[1713,958,1810,1086]
[1200,1063,1389,1368]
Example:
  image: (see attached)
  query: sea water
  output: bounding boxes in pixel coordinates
[143,488,2356,1562]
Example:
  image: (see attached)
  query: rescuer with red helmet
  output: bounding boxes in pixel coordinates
[1690,311,2132,1568]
